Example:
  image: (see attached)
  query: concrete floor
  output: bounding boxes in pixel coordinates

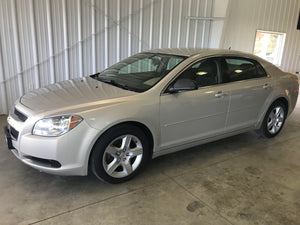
[0,101,300,225]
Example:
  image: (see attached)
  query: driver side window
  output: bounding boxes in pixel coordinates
[178,58,219,87]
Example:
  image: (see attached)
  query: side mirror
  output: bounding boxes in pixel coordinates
[168,78,197,93]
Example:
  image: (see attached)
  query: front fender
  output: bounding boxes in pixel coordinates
[78,97,160,169]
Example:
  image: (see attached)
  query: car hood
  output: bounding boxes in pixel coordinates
[20,77,136,114]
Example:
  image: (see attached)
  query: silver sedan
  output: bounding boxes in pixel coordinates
[4,49,299,183]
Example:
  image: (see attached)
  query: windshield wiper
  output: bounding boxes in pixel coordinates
[90,72,100,78]
[99,78,130,91]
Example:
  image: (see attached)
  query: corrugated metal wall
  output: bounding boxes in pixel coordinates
[221,0,300,74]
[0,0,218,114]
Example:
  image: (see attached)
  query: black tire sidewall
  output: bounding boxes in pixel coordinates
[90,124,150,183]
[261,101,287,138]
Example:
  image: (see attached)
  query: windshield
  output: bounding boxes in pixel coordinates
[90,53,186,92]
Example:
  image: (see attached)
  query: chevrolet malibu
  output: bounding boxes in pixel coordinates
[4,49,299,183]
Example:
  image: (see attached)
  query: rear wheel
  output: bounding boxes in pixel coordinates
[90,124,150,183]
[258,101,287,138]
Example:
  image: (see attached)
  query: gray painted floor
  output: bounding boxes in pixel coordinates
[1,100,300,225]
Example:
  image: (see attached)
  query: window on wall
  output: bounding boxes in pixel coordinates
[253,30,286,66]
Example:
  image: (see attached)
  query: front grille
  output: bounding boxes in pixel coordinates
[10,126,19,140]
[14,108,28,122]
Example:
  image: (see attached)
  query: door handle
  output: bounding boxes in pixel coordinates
[263,83,269,89]
[215,91,226,98]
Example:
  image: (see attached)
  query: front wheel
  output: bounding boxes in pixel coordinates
[90,124,150,183]
[258,101,287,138]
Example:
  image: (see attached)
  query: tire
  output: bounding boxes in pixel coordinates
[258,100,287,138]
[90,124,150,183]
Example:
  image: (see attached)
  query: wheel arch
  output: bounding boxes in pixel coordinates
[256,95,289,129]
[257,96,289,138]
[117,121,155,156]
[275,97,289,115]
[87,121,155,171]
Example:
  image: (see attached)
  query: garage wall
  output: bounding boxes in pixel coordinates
[0,0,226,115]
[221,0,300,74]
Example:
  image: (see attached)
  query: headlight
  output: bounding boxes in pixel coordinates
[33,115,83,137]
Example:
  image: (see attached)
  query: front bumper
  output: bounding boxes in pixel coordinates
[6,115,100,176]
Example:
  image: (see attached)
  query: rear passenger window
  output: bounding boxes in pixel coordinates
[222,58,267,83]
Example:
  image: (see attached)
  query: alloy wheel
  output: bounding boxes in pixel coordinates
[102,135,143,178]
[267,106,285,134]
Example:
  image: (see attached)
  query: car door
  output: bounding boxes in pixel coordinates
[219,57,272,132]
[159,58,230,149]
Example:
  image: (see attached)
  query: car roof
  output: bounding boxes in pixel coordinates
[144,48,257,59]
